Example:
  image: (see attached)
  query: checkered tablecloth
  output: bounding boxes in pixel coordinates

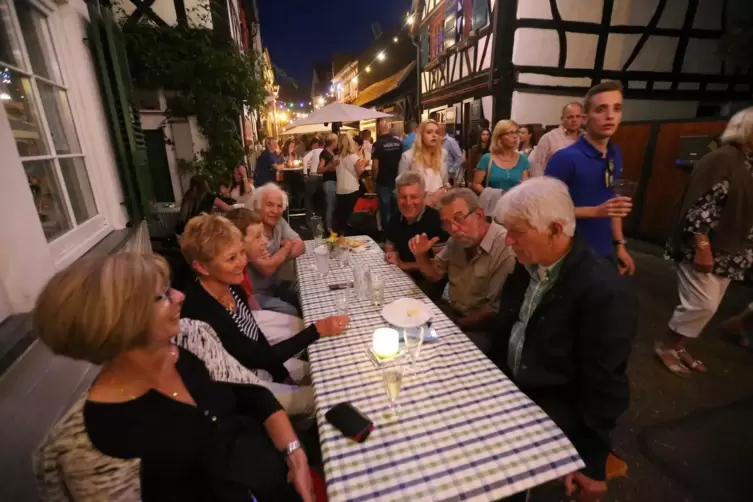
[296,237,583,502]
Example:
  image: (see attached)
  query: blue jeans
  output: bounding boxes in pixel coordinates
[322,180,337,233]
[376,184,396,230]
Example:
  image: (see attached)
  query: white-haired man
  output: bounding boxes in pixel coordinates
[490,177,636,500]
[409,188,515,347]
[248,182,305,316]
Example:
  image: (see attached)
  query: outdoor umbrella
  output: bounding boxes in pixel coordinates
[281,124,355,136]
[290,102,392,127]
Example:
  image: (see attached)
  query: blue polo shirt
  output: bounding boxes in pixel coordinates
[545,136,623,257]
[254,149,280,186]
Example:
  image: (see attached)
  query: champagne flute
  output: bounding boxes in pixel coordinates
[381,357,404,417]
[403,325,425,377]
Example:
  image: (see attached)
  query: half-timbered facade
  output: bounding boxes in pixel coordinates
[416,0,499,147]
[415,0,753,141]
[509,0,753,125]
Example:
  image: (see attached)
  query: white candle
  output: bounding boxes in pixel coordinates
[373,328,399,358]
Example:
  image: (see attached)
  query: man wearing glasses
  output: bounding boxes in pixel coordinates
[545,81,635,275]
[409,188,516,351]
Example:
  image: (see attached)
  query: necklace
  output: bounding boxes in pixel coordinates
[104,346,182,399]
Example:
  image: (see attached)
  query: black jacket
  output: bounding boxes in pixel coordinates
[488,235,636,480]
[181,281,319,382]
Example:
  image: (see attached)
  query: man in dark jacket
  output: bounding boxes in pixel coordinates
[489,177,636,501]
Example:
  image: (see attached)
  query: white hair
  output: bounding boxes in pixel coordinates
[495,177,576,236]
[251,182,288,211]
[720,107,753,146]
[394,170,426,194]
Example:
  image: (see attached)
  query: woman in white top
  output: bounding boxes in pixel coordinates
[335,133,366,233]
[229,164,253,207]
[398,119,450,206]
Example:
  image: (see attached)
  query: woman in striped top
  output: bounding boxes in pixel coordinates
[179,214,350,416]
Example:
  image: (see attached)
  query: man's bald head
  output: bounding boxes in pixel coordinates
[561,102,584,133]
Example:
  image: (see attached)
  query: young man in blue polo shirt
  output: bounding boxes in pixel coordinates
[545,81,635,275]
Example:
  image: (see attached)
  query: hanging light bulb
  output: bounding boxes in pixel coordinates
[407,15,414,25]
[377,52,386,62]
[393,36,398,43]
[365,66,371,73]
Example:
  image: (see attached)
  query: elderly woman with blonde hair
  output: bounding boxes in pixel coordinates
[659,107,753,377]
[398,119,451,206]
[179,214,349,415]
[33,253,316,501]
[472,120,530,195]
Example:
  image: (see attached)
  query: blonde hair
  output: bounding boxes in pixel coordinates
[33,253,170,364]
[180,214,242,265]
[323,133,338,148]
[490,120,519,155]
[337,133,357,157]
[412,119,443,173]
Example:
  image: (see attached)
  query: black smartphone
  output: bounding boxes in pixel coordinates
[325,402,374,442]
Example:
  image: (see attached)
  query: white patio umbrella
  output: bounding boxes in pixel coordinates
[290,102,392,127]
[281,123,355,136]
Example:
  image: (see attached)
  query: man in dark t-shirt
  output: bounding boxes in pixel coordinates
[385,171,449,300]
[372,119,403,230]
[254,137,283,187]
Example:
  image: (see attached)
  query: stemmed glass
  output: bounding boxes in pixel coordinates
[403,325,425,378]
[381,356,404,418]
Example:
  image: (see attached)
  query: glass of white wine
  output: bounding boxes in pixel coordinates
[381,357,404,418]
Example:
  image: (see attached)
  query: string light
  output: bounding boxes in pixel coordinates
[407,15,414,25]
[365,66,371,73]
[377,51,386,62]
[393,36,398,43]
[352,76,358,84]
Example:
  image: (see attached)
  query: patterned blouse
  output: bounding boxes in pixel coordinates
[665,155,753,281]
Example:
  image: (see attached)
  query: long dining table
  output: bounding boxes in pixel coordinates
[296,236,583,502]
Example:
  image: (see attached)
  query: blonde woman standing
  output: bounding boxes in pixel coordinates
[472,120,530,195]
[398,119,451,206]
[335,133,366,232]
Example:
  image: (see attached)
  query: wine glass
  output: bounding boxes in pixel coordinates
[403,325,424,377]
[381,357,404,417]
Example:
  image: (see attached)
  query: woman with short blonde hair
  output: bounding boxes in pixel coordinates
[398,119,450,205]
[334,133,366,232]
[34,253,316,501]
[180,214,349,416]
[472,119,530,195]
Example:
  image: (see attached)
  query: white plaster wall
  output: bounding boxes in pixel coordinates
[0,0,129,315]
[511,91,698,125]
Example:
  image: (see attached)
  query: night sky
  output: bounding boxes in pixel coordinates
[258,0,413,88]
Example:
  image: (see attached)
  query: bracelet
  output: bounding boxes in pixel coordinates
[612,239,627,247]
[281,440,301,459]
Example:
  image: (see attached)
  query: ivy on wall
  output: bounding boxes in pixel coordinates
[118,11,265,184]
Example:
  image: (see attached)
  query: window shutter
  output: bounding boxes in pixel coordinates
[420,31,429,67]
[86,4,154,223]
[471,0,488,31]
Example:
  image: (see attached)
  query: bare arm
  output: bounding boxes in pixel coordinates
[413,252,444,281]
[213,197,233,212]
[521,170,530,182]
[472,169,486,195]
[288,238,305,259]
[250,244,291,277]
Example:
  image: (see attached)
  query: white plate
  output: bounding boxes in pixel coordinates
[381,298,432,329]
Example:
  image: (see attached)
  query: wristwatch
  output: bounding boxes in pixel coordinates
[281,440,301,459]
[613,239,627,247]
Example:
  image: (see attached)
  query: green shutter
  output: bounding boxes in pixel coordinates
[86,3,154,223]
[420,31,429,68]
[472,0,488,31]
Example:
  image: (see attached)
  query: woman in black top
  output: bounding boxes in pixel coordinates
[179,214,350,414]
[318,133,339,233]
[33,252,315,502]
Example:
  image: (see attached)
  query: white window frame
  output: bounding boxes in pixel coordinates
[2,0,111,265]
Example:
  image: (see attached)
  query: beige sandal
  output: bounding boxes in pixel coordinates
[654,342,691,378]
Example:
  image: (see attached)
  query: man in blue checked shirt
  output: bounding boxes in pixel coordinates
[489,177,636,501]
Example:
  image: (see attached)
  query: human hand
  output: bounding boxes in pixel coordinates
[332,158,341,168]
[694,243,714,273]
[385,251,400,265]
[615,245,635,276]
[315,315,350,337]
[564,472,608,502]
[596,197,632,218]
[409,233,440,256]
[286,449,316,502]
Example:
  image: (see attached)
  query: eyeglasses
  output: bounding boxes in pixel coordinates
[441,211,474,230]
[502,130,519,137]
[604,159,615,188]
[155,281,173,304]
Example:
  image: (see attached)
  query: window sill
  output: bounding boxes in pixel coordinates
[49,214,112,270]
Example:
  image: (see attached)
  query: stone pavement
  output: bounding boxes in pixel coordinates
[530,247,753,502]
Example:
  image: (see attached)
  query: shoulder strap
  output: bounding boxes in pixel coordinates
[486,154,493,187]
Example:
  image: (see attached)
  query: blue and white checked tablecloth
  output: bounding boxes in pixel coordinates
[296,237,583,502]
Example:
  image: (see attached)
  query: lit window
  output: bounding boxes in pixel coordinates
[1,0,97,241]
